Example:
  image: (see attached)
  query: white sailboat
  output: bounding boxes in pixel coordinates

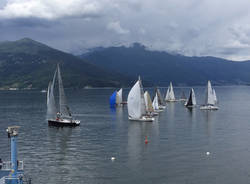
[185,88,196,108]
[152,93,163,113]
[144,91,158,116]
[156,87,166,109]
[47,64,80,126]
[200,81,219,110]
[165,82,176,102]
[127,77,154,122]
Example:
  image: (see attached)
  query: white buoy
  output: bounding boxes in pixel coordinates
[111,157,115,161]
[206,152,210,155]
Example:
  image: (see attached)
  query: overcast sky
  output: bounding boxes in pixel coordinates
[1,0,250,60]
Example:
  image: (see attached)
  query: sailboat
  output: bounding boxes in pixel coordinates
[47,64,80,126]
[127,77,154,122]
[185,88,196,108]
[110,88,124,107]
[156,87,166,109]
[200,81,219,110]
[144,91,158,116]
[152,93,163,113]
[165,82,176,102]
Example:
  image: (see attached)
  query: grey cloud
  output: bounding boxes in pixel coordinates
[1,0,250,61]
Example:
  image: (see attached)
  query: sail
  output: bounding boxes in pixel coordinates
[127,80,142,119]
[152,94,159,110]
[47,68,57,119]
[139,79,146,115]
[47,82,51,106]
[165,82,175,100]
[169,82,175,100]
[205,80,215,105]
[57,64,71,117]
[186,88,196,106]
[110,91,117,107]
[213,89,217,104]
[116,88,123,104]
[192,88,196,105]
[165,88,170,101]
[144,91,154,113]
[156,88,164,105]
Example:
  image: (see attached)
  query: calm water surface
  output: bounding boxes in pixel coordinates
[1,86,250,184]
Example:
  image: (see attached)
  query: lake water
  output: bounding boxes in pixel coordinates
[1,86,250,184]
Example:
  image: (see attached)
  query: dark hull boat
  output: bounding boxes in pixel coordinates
[47,64,80,127]
[48,119,80,127]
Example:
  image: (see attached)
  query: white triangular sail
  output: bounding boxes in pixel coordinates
[152,94,159,110]
[205,80,215,105]
[57,65,71,118]
[116,88,123,104]
[165,82,175,101]
[213,88,217,104]
[165,88,170,101]
[192,89,197,105]
[139,79,146,116]
[47,68,57,119]
[127,80,143,119]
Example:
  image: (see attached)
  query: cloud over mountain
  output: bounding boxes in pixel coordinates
[1,0,250,60]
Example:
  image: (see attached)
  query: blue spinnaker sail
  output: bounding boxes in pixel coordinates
[110,91,117,107]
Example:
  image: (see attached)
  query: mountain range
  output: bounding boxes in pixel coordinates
[0,38,131,89]
[81,43,250,86]
[1,38,250,89]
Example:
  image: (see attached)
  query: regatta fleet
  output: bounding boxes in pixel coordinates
[46,65,219,125]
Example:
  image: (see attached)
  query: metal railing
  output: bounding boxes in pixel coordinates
[1,161,23,171]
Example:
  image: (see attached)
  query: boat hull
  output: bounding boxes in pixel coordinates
[200,105,219,110]
[166,99,178,102]
[48,119,80,127]
[128,116,154,122]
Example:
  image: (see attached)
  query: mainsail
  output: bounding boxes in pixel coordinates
[185,88,196,107]
[144,91,154,113]
[152,94,159,110]
[156,88,164,106]
[165,82,175,101]
[139,79,146,116]
[127,80,142,119]
[47,68,57,119]
[205,80,215,105]
[57,65,71,118]
[213,89,218,104]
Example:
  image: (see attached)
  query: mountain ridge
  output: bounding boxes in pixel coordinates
[0,38,131,89]
[80,43,250,86]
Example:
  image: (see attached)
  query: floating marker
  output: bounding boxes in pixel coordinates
[206,152,210,155]
[145,136,148,144]
[111,157,115,161]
